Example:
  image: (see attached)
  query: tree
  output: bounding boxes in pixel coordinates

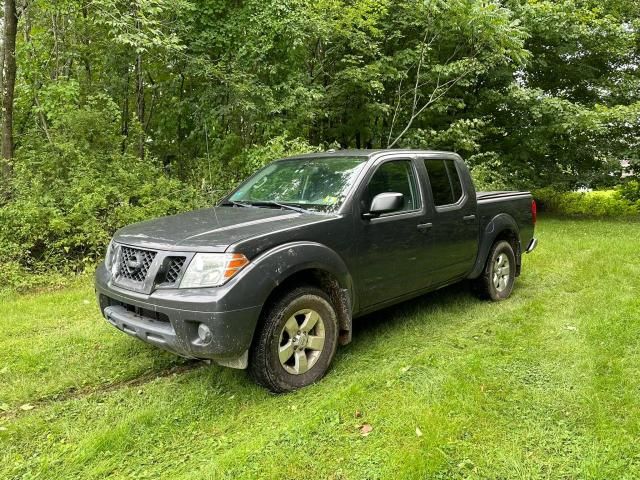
[92,0,187,159]
[1,0,18,187]
[2,0,640,279]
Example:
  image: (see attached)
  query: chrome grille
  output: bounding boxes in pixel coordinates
[117,246,156,282]
[165,257,186,284]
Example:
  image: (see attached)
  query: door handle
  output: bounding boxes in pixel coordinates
[463,214,476,223]
[417,223,433,232]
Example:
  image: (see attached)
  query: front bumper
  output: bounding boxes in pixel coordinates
[95,264,262,367]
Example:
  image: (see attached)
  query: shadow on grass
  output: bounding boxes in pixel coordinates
[193,281,484,397]
[348,281,478,344]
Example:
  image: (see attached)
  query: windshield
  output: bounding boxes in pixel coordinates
[228,156,366,212]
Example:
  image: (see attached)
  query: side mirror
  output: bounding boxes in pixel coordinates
[363,192,404,219]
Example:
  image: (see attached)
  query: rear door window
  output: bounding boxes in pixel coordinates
[424,159,463,206]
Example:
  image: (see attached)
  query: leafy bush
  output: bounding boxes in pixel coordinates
[534,188,640,218]
[469,152,513,192]
[0,95,206,289]
[618,180,640,203]
[0,92,317,291]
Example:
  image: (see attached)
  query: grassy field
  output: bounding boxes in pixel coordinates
[1,216,639,479]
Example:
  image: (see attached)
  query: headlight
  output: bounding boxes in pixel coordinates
[180,253,249,288]
[105,240,115,268]
[105,240,120,276]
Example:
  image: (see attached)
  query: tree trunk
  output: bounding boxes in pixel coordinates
[2,0,18,172]
[135,52,144,159]
[0,26,5,124]
[134,4,145,161]
[81,6,92,86]
[121,64,130,154]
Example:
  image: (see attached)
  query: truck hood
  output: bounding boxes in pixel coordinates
[114,206,336,252]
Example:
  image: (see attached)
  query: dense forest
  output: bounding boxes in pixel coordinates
[0,0,639,283]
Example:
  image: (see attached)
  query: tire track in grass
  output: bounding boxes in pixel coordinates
[0,359,207,421]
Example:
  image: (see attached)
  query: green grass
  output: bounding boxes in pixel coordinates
[1,216,639,479]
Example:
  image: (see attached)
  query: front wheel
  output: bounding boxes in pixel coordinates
[249,286,339,393]
[475,240,516,301]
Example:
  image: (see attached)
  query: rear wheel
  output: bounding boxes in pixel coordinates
[249,286,338,392]
[475,240,516,301]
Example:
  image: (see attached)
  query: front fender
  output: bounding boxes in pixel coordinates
[467,214,521,279]
[235,241,354,306]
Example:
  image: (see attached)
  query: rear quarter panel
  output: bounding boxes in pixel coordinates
[468,192,535,279]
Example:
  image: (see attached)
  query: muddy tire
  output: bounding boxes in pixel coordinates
[249,286,339,393]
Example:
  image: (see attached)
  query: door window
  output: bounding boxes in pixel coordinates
[424,159,463,206]
[363,160,420,213]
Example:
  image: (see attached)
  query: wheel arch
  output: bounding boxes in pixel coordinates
[467,214,522,279]
[241,242,355,347]
[260,267,353,346]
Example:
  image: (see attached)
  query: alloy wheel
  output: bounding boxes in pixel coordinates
[493,253,511,292]
[278,309,326,375]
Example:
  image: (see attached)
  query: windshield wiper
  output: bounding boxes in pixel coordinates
[220,200,255,208]
[249,201,310,214]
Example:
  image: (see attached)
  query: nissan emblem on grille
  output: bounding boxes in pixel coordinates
[117,247,156,282]
[126,253,143,272]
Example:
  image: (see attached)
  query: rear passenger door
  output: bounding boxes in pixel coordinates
[421,156,479,284]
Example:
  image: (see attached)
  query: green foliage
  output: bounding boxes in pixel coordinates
[618,180,640,203]
[534,188,640,217]
[222,136,319,191]
[183,135,320,202]
[468,152,512,191]
[0,94,205,285]
[2,0,640,284]
[93,0,188,54]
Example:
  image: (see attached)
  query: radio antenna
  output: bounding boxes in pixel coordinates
[204,117,219,226]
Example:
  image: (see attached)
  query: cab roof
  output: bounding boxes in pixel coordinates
[282,149,457,161]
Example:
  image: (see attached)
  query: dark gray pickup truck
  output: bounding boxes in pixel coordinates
[96,149,537,391]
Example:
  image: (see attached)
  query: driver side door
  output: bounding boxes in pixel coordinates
[354,157,431,309]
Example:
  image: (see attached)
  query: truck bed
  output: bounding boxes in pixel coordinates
[476,191,532,202]
[475,190,535,258]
